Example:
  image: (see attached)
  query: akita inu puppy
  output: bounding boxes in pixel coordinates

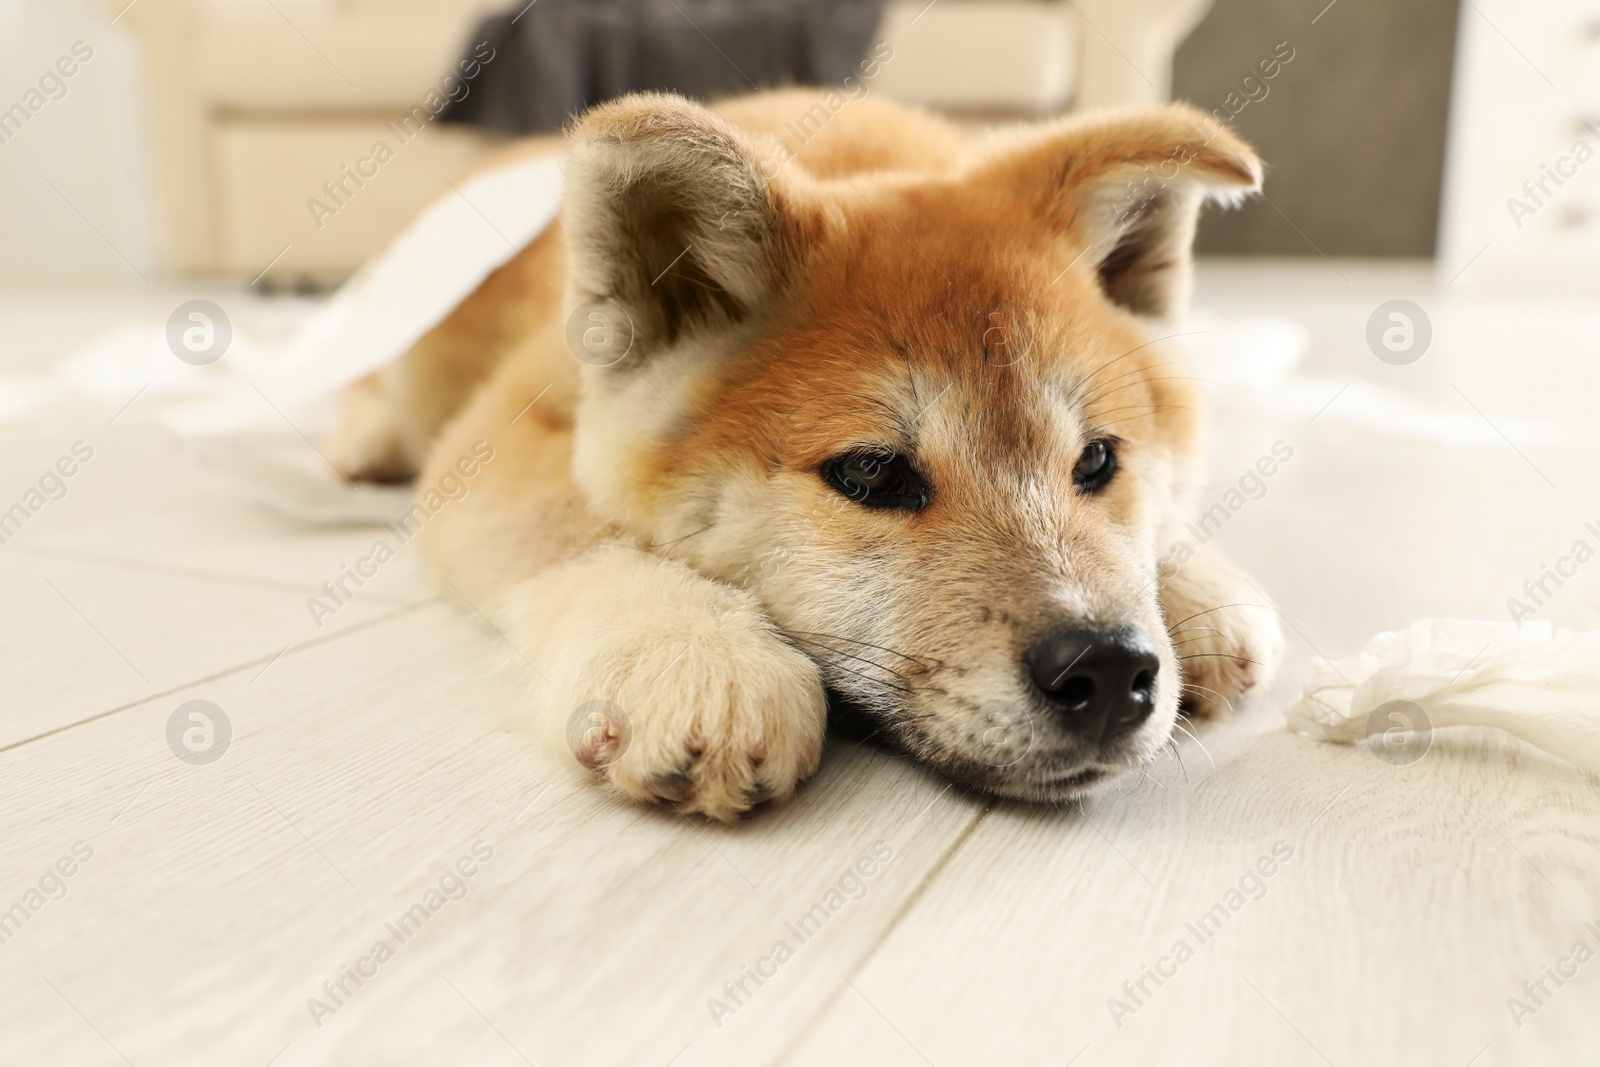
[330,89,1283,820]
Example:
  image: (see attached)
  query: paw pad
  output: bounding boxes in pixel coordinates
[646,771,696,804]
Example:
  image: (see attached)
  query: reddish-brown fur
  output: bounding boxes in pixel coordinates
[330,89,1282,820]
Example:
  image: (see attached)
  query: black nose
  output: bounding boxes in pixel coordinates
[1027,626,1160,742]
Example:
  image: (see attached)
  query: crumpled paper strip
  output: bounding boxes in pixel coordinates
[164,153,564,436]
[1283,619,1600,775]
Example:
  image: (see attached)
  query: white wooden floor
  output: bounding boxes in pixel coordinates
[2,262,1598,1067]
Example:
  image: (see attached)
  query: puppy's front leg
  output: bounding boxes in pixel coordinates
[501,547,828,821]
[1157,546,1285,717]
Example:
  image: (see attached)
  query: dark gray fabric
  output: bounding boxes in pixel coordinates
[1173,0,1461,256]
[441,0,885,134]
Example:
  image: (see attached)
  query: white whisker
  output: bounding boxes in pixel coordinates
[1169,714,1217,771]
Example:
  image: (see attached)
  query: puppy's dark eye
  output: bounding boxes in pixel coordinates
[1072,439,1117,493]
[822,449,929,510]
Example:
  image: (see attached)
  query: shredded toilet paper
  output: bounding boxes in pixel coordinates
[164,152,565,436]
[1283,619,1600,775]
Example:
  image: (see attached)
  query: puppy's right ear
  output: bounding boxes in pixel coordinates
[563,93,812,363]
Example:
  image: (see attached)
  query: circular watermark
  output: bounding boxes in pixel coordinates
[167,699,232,765]
[971,700,1035,768]
[166,300,232,366]
[565,300,635,367]
[982,312,1025,367]
[567,699,632,768]
[1365,299,1431,366]
[1364,699,1432,766]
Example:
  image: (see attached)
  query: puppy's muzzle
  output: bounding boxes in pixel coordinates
[1026,625,1161,743]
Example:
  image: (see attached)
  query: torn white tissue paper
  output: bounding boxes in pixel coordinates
[164,152,564,437]
[1283,619,1600,775]
[61,322,272,402]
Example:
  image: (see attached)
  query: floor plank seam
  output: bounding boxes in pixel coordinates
[0,597,442,755]
[7,543,424,606]
[768,799,995,1067]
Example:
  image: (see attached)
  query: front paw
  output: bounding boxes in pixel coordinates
[1171,600,1284,718]
[555,593,828,821]
[1157,548,1285,719]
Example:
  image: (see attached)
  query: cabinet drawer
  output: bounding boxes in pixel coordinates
[212,119,502,276]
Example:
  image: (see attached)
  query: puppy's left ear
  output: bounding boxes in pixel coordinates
[976,105,1261,318]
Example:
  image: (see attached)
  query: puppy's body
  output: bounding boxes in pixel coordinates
[330,90,1283,819]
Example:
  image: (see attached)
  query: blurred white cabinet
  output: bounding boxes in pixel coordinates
[119,0,1212,280]
[874,0,1079,114]
[1438,0,1600,291]
[117,0,508,279]
[0,1,155,285]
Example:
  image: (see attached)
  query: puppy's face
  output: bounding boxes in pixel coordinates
[565,95,1260,799]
